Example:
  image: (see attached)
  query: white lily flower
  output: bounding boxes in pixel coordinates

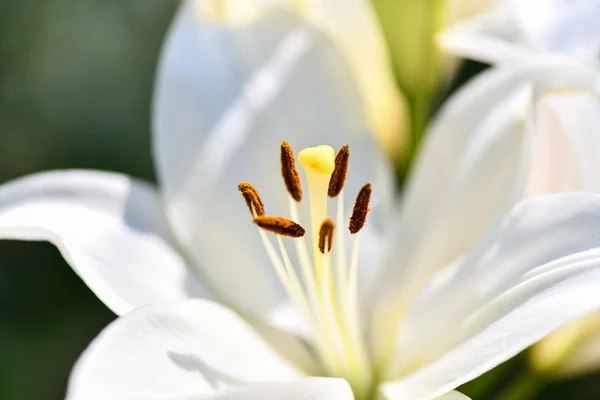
[438,0,600,66]
[439,0,600,379]
[3,2,600,400]
[437,0,600,196]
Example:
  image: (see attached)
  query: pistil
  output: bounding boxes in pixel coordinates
[298,145,335,278]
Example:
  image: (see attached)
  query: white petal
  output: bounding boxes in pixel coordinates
[203,378,353,400]
[194,0,408,153]
[434,392,472,400]
[370,60,536,313]
[384,193,600,399]
[370,57,600,315]
[526,65,600,195]
[153,2,393,322]
[0,170,209,315]
[508,0,600,63]
[438,2,531,64]
[528,92,600,194]
[380,388,470,400]
[67,299,305,400]
[440,0,600,65]
[297,0,408,153]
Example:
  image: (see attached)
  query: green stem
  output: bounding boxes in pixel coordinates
[411,92,429,152]
[495,371,548,400]
[399,91,430,182]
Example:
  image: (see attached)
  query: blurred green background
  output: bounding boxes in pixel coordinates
[0,1,172,398]
[0,1,599,399]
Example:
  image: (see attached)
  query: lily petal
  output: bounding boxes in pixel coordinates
[67,299,305,400]
[527,64,600,195]
[438,1,530,64]
[370,57,600,312]
[385,193,600,399]
[199,377,353,400]
[370,60,537,314]
[0,170,209,315]
[528,91,600,195]
[153,1,393,323]
[440,0,600,65]
[434,392,472,400]
[297,0,408,154]
[381,389,470,400]
[195,0,408,153]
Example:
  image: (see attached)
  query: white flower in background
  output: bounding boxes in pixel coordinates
[439,0,600,378]
[438,0,600,195]
[442,0,600,204]
[194,0,408,156]
[439,0,600,66]
[2,1,600,399]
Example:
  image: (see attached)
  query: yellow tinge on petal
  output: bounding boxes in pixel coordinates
[299,0,409,159]
[530,312,600,377]
[193,0,410,160]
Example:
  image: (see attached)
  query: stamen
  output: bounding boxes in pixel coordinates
[242,141,376,395]
[328,144,350,197]
[349,183,372,234]
[238,182,265,216]
[280,141,303,202]
[254,215,305,237]
[318,218,335,254]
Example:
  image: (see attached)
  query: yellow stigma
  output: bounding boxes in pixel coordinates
[298,145,335,175]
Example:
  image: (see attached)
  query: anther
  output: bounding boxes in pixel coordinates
[318,218,335,254]
[349,183,371,234]
[254,215,305,238]
[328,144,350,197]
[281,141,303,202]
[238,182,265,216]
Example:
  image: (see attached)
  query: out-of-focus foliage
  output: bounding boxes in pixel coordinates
[370,0,495,153]
[0,1,176,399]
[0,0,175,181]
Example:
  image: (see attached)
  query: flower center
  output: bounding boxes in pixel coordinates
[238,142,374,399]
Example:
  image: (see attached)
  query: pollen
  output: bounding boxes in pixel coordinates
[298,145,335,175]
[349,183,372,234]
[318,218,335,254]
[280,141,303,202]
[238,182,265,216]
[254,215,306,237]
[328,144,350,197]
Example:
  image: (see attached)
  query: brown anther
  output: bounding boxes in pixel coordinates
[318,218,335,254]
[254,216,305,238]
[238,182,265,217]
[349,183,371,234]
[280,141,303,202]
[328,144,350,197]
